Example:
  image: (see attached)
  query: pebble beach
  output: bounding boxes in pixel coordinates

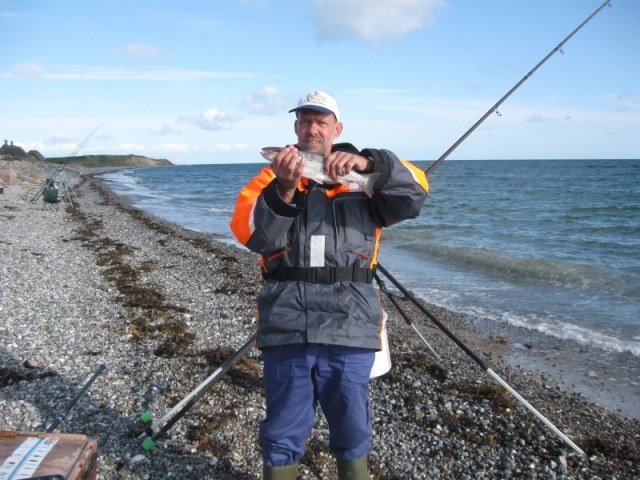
[1,160,639,479]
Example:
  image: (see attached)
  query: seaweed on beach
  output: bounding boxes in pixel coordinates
[187,427,232,457]
[433,411,499,448]
[580,432,640,464]
[154,332,197,357]
[120,285,166,309]
[369,463,409,480]
[213,285,236,295]
[449,383,514,411]
[186,409,237,455]
[301,437,333,479]
[67,185,194,360]
[128,314,187,338]
[195,346,262,390]
[0,365,57,387]
[393,352,448,382]
[187,238,228,257]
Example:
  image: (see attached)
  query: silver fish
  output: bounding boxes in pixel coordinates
[260,147,380,197]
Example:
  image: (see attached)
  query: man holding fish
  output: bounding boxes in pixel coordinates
[231,90,429,479]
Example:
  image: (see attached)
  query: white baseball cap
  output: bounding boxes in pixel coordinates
[289,90,341,122]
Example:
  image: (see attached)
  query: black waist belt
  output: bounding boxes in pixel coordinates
[264,265,374,284]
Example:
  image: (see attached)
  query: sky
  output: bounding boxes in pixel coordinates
[1,0,638,165]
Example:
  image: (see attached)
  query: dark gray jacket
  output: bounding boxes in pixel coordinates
[230,144,428,349]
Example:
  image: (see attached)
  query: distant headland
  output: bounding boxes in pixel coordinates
[0,139,173,168]
[46,154,173,168]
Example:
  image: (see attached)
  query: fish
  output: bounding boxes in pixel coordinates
[260,147,380,197]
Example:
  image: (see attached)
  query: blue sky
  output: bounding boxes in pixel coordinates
[1,0,638,165]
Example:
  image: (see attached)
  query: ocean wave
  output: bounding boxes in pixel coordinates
[387,236,639,297]
[494,311,640,357]
[99,170,137,187]
[402,283,640,358]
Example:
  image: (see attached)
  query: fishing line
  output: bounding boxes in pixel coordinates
[136,1,613,458]
[30,119,107,204]
[376,0,613,457]
[424,0,612,177]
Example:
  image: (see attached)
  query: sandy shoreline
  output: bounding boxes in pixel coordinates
[1,160,639,479]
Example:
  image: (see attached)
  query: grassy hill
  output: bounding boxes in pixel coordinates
[46,154,173,168]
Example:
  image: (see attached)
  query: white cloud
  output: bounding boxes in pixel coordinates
[243,86,289,115]
[1,10,48,19]
[118,143,145,152]
[355,88,407,95]
[13,62,46,79]
[150,124,182,136]
[122,43,161,63]
[136,9,222,30]
[159,142,200,153]
[180,108,241,131]
[310,0,445,44]
[213,143,250,152]
[1,66,260,81]
[526,113,572,123]
[44,132,72,145]
[610,92,640,112]
[616,92,639,104]
[24,142,80,156]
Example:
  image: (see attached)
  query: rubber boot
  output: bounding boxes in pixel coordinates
[263,462,298,480]
[337,455,368,480]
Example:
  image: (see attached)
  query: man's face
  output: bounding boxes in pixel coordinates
[294,109,343,156]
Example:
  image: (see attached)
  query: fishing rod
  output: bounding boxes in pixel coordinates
[135,1,609,457]
[374,272,441,362]
[30,119,107,203]
[373,1,613,457]
[45,364,106,433]
[375,265,587,456]
[138,335,255,451]
[424,0,612,176]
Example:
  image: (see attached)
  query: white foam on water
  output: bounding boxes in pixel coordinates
[494,311,640,357]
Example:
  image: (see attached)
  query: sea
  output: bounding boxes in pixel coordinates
[98,159,640,419]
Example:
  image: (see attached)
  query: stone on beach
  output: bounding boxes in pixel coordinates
[0,159,639,479]
[0,168,18,186]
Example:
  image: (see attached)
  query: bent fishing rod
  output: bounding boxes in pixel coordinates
[425,0,612,177]
[136,1,611,455]
[375,0,613,457]
[30,119,107,203]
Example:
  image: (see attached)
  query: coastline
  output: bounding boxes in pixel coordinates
[1,160,638,479]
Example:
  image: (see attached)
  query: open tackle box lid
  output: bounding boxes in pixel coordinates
[0,430,98,480]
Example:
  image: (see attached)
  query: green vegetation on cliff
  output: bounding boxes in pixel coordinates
[47,154,173,168]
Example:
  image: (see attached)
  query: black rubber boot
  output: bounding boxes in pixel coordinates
[337,455,368,480]
[263,462,298,480]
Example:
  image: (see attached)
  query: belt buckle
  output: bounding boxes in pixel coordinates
[314,268,332,284]
[307,268,317,283]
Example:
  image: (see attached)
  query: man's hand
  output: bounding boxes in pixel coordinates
[272,145,304,203]
[324,151,373,180]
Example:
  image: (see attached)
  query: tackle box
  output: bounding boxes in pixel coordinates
[0,430,98,480]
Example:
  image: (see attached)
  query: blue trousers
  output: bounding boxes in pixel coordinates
[260,343,375,467]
